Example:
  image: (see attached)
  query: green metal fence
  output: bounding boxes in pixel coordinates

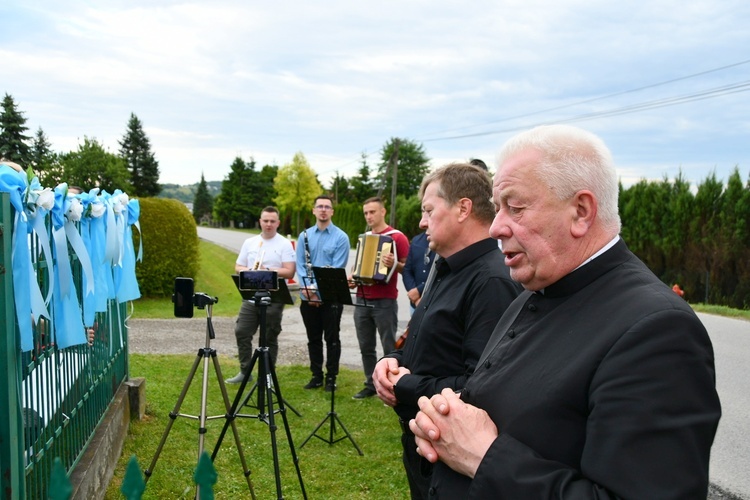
[0,192,130,498]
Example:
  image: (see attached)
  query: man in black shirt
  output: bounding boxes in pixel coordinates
[373,162,522,499]
[411,125,720,498]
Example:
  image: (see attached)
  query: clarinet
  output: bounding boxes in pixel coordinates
[303,230,317,301]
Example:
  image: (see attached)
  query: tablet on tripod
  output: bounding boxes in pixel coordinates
[231,274,294,305]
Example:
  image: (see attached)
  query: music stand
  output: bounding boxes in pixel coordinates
[299,266,363,455]
[229,275,301,417]
[310,266,353,305]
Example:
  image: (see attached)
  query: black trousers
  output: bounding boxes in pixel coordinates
[299,301,343,379]
[401,419,433,500]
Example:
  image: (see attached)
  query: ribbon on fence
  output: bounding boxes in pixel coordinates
[102,191,120,299]
[0,163,34,351]
[78,188,107,326]
[26,176,55,307]
[51,183,86,349]
[64,198,95,297]
[2,168,143,350]
[114,199,141,303]
[24,175,54,327]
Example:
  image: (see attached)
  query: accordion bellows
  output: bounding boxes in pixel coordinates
[352,233,396,284]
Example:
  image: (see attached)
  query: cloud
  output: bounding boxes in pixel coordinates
[2,0,749,188]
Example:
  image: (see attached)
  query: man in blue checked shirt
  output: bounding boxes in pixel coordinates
[296,195,350,392]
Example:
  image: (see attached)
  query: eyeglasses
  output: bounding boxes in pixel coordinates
[315,205,333,210]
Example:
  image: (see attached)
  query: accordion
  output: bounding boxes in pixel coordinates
[352,233,398,285]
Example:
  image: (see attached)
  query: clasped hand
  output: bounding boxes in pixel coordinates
[373,358,410,407]
[410,388,498,478]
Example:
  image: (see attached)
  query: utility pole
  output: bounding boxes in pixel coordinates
[389,139,399,227]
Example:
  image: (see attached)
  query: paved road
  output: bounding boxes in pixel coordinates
[195,227,749,499]
[197,226,412,329]
[701,314,750,499]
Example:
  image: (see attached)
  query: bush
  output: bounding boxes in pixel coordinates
[134,197,199,296]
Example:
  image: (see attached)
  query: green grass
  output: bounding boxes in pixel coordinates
[105,354,408,499]
[133,240,245,318]
[692,303,750,321]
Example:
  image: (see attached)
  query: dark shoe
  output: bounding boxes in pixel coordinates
[352,387,376,400]
[304,377,323,389]
[325,378,337,392]
[226,372,251,384]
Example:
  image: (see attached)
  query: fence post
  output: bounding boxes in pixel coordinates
[0,192,26,498]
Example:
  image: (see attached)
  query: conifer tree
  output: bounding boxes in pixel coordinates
[118,113,161,196]
[192,172,214,224]
[31,126,57,180]
[0,93,32,166]
[213,157,259,227]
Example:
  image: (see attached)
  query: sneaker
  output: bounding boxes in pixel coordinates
[325,378,337,392]
[226,372,252,384]
[304,377,323,389]
[352,387,376,400]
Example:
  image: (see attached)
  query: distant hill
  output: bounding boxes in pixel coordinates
[158,180,222,203]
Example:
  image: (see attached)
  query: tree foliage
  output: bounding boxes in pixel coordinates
[274,152,322,235]
[213,157,278,228]
[30,126,61,185]
[118,113,161,196]
[330,152,377,203]
[0,92,32,166]
[55,137,133,192]
[192,172,214,224]
[620,168,750,309]
[376,138,430,200]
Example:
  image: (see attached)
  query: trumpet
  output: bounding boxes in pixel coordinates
[252,250,265,270]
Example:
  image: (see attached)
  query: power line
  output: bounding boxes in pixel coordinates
[417,58,750,139]
[319,58,750,177]
[420,79,750,142]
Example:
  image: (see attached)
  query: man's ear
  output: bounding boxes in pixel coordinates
[571,190,597,238]
[457,198,472,222]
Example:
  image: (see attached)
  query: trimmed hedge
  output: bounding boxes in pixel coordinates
[134,197,199,296]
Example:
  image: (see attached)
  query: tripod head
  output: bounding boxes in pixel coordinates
[172,277,218,318]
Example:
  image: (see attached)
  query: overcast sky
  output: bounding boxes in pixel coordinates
[3,1,749,190]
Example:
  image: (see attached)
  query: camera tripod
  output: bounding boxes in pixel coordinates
[211,291,307,500]
[299,375,363,455]
[144,300,256,499]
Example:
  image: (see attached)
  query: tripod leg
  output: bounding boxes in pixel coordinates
[299,385,364,455]
[332,413,364,456]
[266,350,308,499]
[144,350,204,481]
[211,348,261,459]
[210,353,257,499]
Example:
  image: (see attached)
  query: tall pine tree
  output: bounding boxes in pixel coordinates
[192,172,214,224]
[119,113,161,196]
[0,93,32,166]
[213,157,258,228]
[31,126,58,181]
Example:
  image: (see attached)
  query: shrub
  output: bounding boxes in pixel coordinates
[134,197,199,296]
